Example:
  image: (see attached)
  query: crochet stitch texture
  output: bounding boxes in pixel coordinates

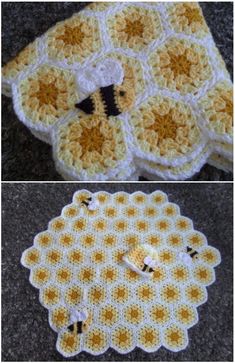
[21,189,221,357]
[2,2,233,180]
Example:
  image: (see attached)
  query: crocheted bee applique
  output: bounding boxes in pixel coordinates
[123,244,159,278]
[81,196,99,211]
[75,64,135,117]
[179,246,199,267]
[67,309,92,335]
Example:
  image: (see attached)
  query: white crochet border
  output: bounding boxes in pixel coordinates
[20,189,222,357]
[2,2,233,180]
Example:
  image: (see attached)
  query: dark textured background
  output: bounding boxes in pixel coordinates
[2,183,233,361]
[1,2,233,181]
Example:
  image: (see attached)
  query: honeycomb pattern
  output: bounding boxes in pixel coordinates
[21,190,221,357]
[2,2,232,181]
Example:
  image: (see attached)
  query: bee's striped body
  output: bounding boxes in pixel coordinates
[186,246,199,259]
[75,64,135,118]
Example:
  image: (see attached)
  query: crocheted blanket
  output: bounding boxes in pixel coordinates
[2,2,233,180]
[21,189,221,357]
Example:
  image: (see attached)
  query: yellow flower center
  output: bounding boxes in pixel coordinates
[168,51,192,78]
[183,5,203,25]
[57,25,85,46]
[34,81,59,107]
[124,18,144,40]
[148,109,178,142]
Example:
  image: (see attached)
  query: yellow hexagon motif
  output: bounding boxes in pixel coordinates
[111,284,130,303]
[198,81,233,140]
[174,304,198,327]
[111,325,134,353]
[51,306,70,330]
[104,206,118,219]
[34,231,54,248]
[41,285,60,307]
[88,284,106,305]
[130,94,202,163]
[56,267,72,285]
[135,219,149,233]
[114,192,129,205]
[156,218,172,233]
[65,285,83,306]
[159,249,176,265]
[124,233,140,248]
[171,265,190,283]
[137,284,155,303]
[200,247,221,267]
[114,219,129,233]
[160,283,181,304]
[62,204,79,219]
[100,265,119,284]
[143,206,158,218]
[49,217,67,233]
[186,231,207,249]
[193,265,215,286]
[72,218,87,233]
[146,233,163,248]
[138,326,161,351]
[91,250,107,264]
[184,283,207,306]
[175,217,192,232]
[22,247,41,268]
[124,304,144,325]
[150,304,171,325]
[55,115,129,180]
[102,234,117,248]
[149,37,212,95]
[151,191,168,205]
[152,265,167,283]
[167,233,184,249]
[18,65,78,128]
[67,248,84,265]
[163,324,188,351]
[46,248,62,266]
[162,203,179,218]
[167,3,209,38]
[46,13,102,65]
[73,190,91,204]
[77,266,96,285]
[31,266,51,287]
[58,233,75,248]
[84,327,108,354]
[57,331,81,357]
[107,5,162,52]
[98,304,119,327]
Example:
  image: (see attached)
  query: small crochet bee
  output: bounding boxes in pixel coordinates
[75,65,135,117]
[67,310,92,335]
[123,244,159,278]
[179,246,199,266]
[81,197,99,211]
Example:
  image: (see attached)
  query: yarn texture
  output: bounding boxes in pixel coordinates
[2,2,233,180]
[21,189,221,357]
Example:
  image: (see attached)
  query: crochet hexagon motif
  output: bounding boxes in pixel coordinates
[2,2,233,180]
[21,190,221,357]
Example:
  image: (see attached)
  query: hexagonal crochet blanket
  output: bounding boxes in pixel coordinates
[2,3,233,180]
[21,189,221,357]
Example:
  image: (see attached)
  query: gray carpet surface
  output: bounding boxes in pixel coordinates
[2,183,233,361]
[1,2,233,181]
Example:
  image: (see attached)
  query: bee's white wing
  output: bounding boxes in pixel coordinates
[144,255,152,265]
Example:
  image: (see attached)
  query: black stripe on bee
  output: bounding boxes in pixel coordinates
[81,197,93,207]
[68,321,83,334]
[187,246,198,259]
[99,85,120,117]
